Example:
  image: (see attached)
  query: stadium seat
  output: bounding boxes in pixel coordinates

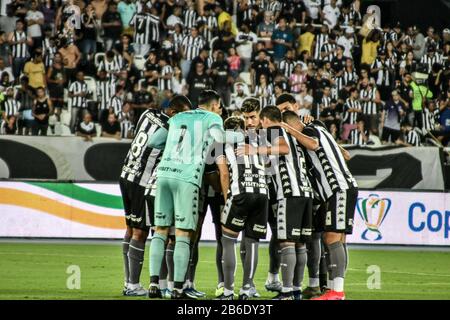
[133,55,146,71]
[94,53,105,68]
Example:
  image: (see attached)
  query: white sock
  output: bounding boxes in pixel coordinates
[128,283,140,290]
[333,277,344,292]
[168,281,174,290]
[224,288,234,296]
[281,286,292,293]
[327,279,334,289]
[159,279,167,290]
[309,278,320,287]
[293,286,301,291]
[217,282,224,289]
[185,280,192,289]
[267,272,279,282]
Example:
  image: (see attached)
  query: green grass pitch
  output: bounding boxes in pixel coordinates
[0,242,450,300]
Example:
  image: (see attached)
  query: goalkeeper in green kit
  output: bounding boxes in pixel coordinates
[147,91,244,299]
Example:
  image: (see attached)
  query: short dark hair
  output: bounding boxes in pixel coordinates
[198,90,220,107]
[240,97,260,113]
[275,93,296,106]
[168,95,192,112]
[282,110,300,124]
[224,116,245,130]
[259,106,282,122]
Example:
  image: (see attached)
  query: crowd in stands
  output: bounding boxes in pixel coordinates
[0,0,449,147]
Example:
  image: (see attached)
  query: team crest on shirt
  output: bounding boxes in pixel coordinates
[356,194,391,241]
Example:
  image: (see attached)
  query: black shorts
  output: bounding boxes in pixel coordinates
[312,202,327,233]
[119,178,150,231]
[381,127,401,143]
[221,193,269,239]
[276,197,313,242]
[323,188,358,234]
[145,194,156,228]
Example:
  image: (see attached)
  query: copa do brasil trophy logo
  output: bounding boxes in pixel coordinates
[356,194,391,241]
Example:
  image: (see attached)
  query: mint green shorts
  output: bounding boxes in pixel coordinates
[154,177,200,231]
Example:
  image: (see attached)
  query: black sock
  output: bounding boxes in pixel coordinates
[319,238,328,288]
[122,235,131,284]
[242,236,259,288]
[215,224,224,284]
[128,239,145,285]
[186,241,199,284]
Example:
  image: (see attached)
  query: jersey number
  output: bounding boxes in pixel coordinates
[243,154,265,171]
[175,125,187,153]
[131,131,148,158]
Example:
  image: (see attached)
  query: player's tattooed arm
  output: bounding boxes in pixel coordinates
[216,155,230,203]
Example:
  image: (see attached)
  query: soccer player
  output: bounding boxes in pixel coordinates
[119,95,192,296]
[239,106,318,300]
[283,116,358,300]
[147,90,244,299]
[241,98,280,295]
[215,115,269,300]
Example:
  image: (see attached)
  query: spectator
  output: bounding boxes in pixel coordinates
[23,48,46,91]
[8,19,33,82]
[118,0,137,32]
[341,87,362,141]
[211,51,231,107]
[235,23,256,72]
[297,24,315,56]
[180,26,205,79]
[31,87,53,136]
[349,118,369,145]
[186,61,212,107]
[15,76,34,135]
[410,76,433,129]
[381,90,405,143]
[76,112,97,141]
[322,0,340,29]
[0,6,19,35]
[26,0,44,54]
[101,112,121,140]
[58,37,81,83]
[254,74,273,109]
[411,26,426,60]
[109,84,124,116]
[398,120,421,146]
[251,49,274,88]
[271,17,293,64]
[41,0,57,32]
[361,29,380,66]
[102,1,123,52]
[257,11,275,49]
[217,19,235,53]
[80,4,98,62]
[69,70,89,133]
[117,102,134,139]
[304,0,322,23]
[226,47,241,79]
[2,115,18,135]
[46,52,66,121]
[337,27,355,59]
[0,32,12,68]
[2,87,21,123]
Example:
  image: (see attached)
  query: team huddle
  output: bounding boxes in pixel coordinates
[119,89,358,300]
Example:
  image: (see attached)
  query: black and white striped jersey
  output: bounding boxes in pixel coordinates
[321,42,337,62]
[371,58,392,87]
[422,108,439,131]
[360,87,378,115]
[11,31,29,58]
[158,64,173,91]
[264,126,313,200]
[184,9,197,29]
[182,35,206,60]
[120,109,169,187]
[304,123,358,200]
[343,70,358,85]
[69,81,88,108]
[173,32,184,53]
[405,130,421,146]
[254,84,273,109]
[130,12,157,44]
[314,33,328,60]
[343,98,362,124]
[216,134,268,196]
[279,59,295,78]
[109,95,123,116]
[97,58,122,80]
[349,128,368,145]
[197,15,218,42]
[96,79,116,110]
[43,38,56,67]
[268,0,282,13]
[149,13,160,43]
[2,99,21,117]
[118,111,134,139]
[420,53,442,73]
